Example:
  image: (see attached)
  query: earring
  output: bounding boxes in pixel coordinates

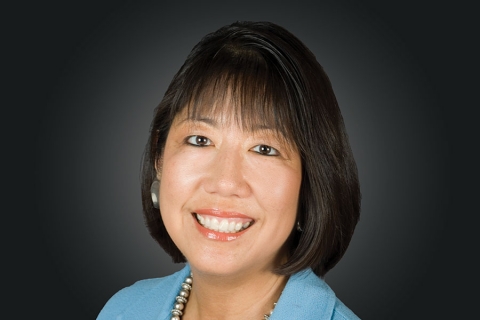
[296,221,303,232]
[150,178,160,209]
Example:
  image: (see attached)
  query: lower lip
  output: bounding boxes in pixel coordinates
[193,216,251,241]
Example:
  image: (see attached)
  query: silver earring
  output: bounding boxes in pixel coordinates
[150,178,160,209]
[296,221,303,232]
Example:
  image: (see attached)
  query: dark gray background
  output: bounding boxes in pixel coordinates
[6,0,474,319]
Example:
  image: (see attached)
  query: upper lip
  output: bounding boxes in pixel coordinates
[193,208,254,220]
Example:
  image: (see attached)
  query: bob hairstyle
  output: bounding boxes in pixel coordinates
[141,21,360,277]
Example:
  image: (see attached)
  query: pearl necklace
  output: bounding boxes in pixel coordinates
[170,273,277,320]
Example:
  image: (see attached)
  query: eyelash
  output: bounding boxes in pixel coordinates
[186,135,212,147]
[185,135,279,156]
[251,145,279,156]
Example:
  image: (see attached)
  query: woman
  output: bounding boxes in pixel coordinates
[97,21,361,319]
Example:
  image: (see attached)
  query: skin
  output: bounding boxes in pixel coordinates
[158,104,302,319]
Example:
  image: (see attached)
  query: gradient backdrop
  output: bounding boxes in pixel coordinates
[8,0,471,319]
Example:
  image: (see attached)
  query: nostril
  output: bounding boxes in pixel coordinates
[203,177,249,198]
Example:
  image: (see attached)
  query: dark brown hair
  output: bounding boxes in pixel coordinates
[141,21,360,277]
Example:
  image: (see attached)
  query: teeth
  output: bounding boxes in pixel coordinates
[219,219,229,232]
[234,222,242,231]
[211,218,219,231]
[196,213,252,233]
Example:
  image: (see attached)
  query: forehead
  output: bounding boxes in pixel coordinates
[174,94,280,133]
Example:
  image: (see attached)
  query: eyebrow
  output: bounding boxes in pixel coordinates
[179,116,274,132]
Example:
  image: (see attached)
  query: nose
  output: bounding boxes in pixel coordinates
[203,146,251,198]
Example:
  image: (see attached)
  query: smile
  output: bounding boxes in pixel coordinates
[195,213,253,233]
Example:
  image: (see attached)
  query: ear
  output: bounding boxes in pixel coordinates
[154,156,163,180]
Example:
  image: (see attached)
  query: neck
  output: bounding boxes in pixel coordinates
[182,268,287,320]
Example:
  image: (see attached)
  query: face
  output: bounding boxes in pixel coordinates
[158,105,302,277]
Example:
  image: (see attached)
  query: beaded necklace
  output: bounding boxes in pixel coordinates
[170,273,277,320]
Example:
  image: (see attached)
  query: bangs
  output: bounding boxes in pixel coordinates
[145,22,360,277]
[171,45,300,145]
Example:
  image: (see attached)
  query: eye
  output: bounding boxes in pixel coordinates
[186,135,212,147]
[251,144,279,156]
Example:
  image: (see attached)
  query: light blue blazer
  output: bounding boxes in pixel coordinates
[97,264,360,319]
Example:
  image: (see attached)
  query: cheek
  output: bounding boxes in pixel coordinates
[250,164,302,219]
[158,155,201,243]
[163,162,194,193]
[159,150,207,213]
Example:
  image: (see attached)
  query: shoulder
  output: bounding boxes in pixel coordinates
[96,265,190,320]
[273,269,360,320]
[332,297,360,320]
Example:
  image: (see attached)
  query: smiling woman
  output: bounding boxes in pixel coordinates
[97,21,361,320]
[160,110,302,274]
